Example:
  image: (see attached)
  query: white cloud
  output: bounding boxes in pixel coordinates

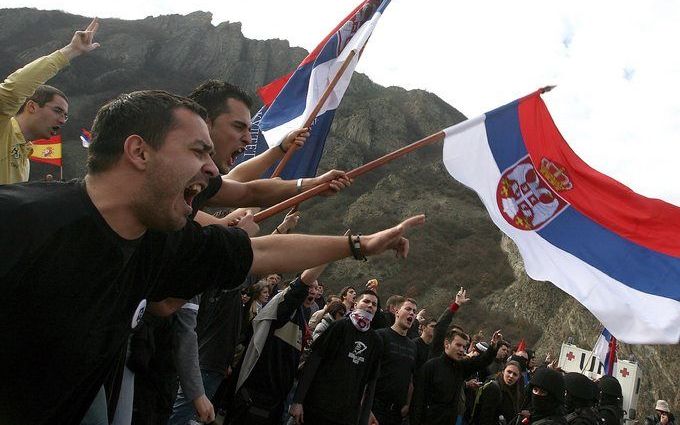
[5,0,680,204]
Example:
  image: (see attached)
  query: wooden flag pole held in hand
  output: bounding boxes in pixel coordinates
[255,130,446,223]
[270,50,358,178]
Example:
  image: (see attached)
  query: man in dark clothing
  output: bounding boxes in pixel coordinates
[486,340,511,379]
[290,290,383,425]
[372,298,419,425]
[0,90,424,425]
[430,287,471,359]
[563,373,602,425]
[597,376,624,425]
[524,367,566,425]
[411,328,503,425]
[413,318,436,374]
[228,265,326,424]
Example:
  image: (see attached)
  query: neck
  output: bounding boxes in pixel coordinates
[14,114,38,141]
[391,322,407,336]
[85,173,147,240]
[343,300,352,309]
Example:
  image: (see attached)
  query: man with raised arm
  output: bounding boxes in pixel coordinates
[0,90,424,425]
[1,18,100,184]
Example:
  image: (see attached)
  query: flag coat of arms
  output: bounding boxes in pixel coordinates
[29,134,62,167]
[442,91,680,344]
[236,0,390,179]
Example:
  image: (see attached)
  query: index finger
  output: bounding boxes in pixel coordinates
[397,214,426,232]
[86,17,99,32]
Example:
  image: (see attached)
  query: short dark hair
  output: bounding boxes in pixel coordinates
[340,286,356,300]
[87,90,207,173]
[356,289,378,302]
[445,328,470,343]
[17,85,68,114]
[188,80,253,122]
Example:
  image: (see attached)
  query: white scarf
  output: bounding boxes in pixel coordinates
[349,309,374,332]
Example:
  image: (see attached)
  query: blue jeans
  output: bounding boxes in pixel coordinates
[167,369,223,425]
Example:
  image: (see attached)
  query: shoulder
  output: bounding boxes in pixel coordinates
[0,180,87,228]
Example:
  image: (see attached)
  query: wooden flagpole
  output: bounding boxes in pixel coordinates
[269,50,358,178]
[255,130,446,223]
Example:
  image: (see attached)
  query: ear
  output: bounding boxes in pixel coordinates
[123,135,149,171]
[26,100,39,114]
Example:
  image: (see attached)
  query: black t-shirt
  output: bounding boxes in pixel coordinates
[412,336,431,374]
[375,328,417,407]
[303,318,383,425]
[0,180,253,425]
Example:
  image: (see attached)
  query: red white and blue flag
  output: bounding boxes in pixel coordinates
[80,128,92,148]
[593,328,618,375]
[235,0,390,179]
[442,90,680,344]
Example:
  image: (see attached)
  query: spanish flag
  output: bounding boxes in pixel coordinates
[30,134,62,167]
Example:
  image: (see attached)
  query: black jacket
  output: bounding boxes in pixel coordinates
[475,378,522,425]
[411,345,498,425]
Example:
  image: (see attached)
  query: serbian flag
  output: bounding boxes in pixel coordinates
[235,0,391,179]
[29,134,62,167]
[80,128,92,148]
[442,89,680,344]
[593,328,618,375]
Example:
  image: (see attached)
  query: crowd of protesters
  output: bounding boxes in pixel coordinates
[0,17,672,425]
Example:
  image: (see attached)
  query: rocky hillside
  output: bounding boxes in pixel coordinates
[1,7,676,414]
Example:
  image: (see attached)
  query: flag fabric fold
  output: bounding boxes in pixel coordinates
[442,91,680,344]
[234,0,390,179]
[29,134,62,166]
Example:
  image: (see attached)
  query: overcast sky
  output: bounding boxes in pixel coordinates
[6,0,680,204]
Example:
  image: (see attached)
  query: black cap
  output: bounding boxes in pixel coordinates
[598,376,622,398]
[564,372,598,400]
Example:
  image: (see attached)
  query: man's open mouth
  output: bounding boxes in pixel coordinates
[183,183,205,207]
[50,126,61,136]
[228,147,246,166]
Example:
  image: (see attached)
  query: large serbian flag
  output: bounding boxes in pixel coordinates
[236,0,390,179]
[442,90,680,344]
[29,134,62,167]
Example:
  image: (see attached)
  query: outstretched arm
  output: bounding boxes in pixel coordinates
[1,18,99,117]
[248,215,425,276]
[227,128,309,182]
[431,287,470,358]
[206,169,351,208]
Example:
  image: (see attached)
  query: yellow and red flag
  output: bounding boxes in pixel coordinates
[30,134,62,167]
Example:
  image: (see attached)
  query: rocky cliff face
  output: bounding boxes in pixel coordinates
[1,7,676,414]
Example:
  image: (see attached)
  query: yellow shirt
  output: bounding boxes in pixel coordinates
[0,50,69,184]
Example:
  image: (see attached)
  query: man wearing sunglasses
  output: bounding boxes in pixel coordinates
[0,17,100,184]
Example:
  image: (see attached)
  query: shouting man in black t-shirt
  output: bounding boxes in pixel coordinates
[0,90,425,425]
[372,297,419,425]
